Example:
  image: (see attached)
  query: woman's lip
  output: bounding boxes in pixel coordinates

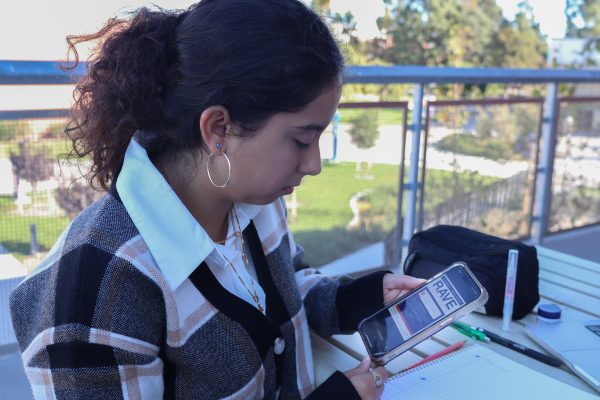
[282,182,301,194]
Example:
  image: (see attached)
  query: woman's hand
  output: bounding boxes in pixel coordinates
[383,273,426,305]
[343,274,425,399]
[344,357,389,400]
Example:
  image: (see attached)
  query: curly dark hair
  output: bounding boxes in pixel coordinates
[65,0,344,190]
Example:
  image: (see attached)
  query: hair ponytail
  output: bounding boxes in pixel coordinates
[65,7,183,190]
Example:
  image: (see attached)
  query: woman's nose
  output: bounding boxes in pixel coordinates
[299,143,322,176]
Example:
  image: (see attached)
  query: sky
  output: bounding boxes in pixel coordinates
[0,0,568,61]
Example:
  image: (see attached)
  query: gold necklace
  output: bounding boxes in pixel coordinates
[214,205,245,249]
[213,230,241,245]
[214,245,264,313]
[214,204,262,313]
[230,204,249,264]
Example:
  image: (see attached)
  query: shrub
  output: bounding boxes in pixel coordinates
[436,133,516,161]
[348,110,380,149]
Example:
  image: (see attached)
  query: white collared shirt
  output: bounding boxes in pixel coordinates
[116,138,266,313]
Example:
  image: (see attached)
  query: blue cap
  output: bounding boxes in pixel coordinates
[538,303,561,320]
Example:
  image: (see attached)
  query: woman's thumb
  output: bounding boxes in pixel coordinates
[357,356,371,372]
[345,356,372,378]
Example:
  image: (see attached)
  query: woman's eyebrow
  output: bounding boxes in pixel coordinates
[294,124,326,132]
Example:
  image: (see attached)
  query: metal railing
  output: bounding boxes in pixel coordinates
[345,65,600,267]
[419,97,545,238]
[2,60,600,270]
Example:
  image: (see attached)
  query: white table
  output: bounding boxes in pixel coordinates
[312,245,600,396]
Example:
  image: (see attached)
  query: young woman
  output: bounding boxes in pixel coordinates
[10,1,423,399]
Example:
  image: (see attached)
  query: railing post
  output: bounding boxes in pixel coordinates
[332,112,340,162]
[532,83,559,243]
[400,84,425,267]
[30,223,38,255]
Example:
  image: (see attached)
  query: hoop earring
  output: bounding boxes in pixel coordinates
[207,152,231,188]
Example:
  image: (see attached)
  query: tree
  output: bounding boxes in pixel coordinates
[316,3,403,102]
[374,1,431,65]
[373,0,546,69]
[348,110,380,149]
[566,0,600,59]
[566,0,600,38]
[374,0,504,67]
[489,2,547,68]
[10,141,54,204]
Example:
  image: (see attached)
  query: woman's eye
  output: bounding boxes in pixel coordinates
[294,139,310,149]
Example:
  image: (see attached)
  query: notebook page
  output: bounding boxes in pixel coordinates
[382,344,597,400]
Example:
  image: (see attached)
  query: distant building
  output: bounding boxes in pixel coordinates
[549,38,600,134]
[548,38,600,67]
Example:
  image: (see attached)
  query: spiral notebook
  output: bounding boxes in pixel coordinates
[382,344,597,399]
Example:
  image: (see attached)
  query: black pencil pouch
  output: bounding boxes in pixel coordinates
[402,225,539,320]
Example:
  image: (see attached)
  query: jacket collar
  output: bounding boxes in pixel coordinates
[116,137,261,290]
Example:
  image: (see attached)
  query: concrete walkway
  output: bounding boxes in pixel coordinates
[0,345,32,399]
[0,246,31,398]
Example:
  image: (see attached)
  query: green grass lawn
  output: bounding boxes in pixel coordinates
[0,195,70,261]
[337,108,405,125]
[288,162,399,231]
[288,162,399,266]
[0,139,71,159]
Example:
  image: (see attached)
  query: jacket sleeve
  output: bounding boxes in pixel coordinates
[9,243,166,400]
[304,371,361,400]
[293,242,388,336]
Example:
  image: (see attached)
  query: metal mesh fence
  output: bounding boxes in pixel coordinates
[419,99,543,239]
[0,105,408,271]
[286,103,407,268]
[0,111,100,271]
[1,98,598,272]
[548,98,600,233]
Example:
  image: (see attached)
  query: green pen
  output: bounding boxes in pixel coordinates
[450,321,491,342]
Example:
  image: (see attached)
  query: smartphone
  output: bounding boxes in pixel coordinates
[358,262,488,365]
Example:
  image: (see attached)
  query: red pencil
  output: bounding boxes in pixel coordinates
[402,340,467,372]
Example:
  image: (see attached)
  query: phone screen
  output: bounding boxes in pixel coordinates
[362,264,481,357]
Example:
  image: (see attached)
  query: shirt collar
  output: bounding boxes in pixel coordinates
[116,137,262,290]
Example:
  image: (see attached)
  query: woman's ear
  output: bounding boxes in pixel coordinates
[199,106,231,154]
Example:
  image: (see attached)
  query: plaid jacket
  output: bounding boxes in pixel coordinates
[10,188,386,399]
